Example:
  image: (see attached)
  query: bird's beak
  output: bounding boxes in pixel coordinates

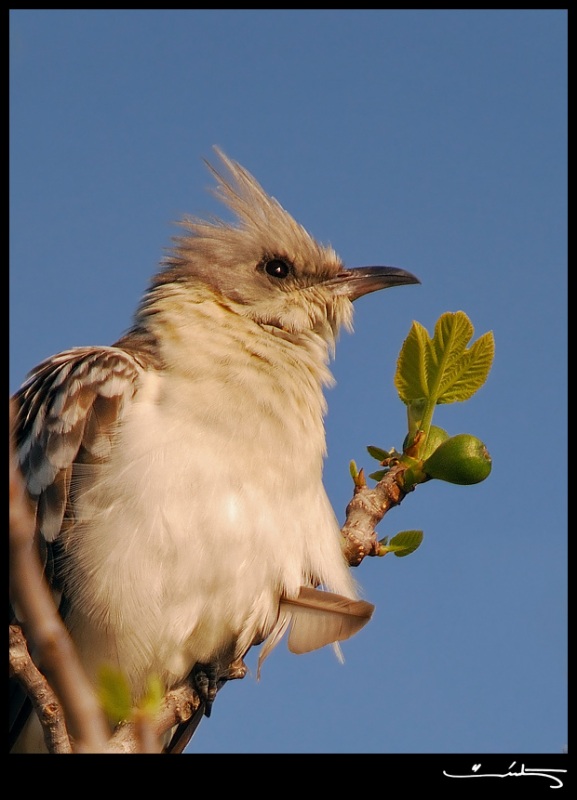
[326,266,420,301]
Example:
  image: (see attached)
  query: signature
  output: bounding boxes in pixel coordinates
[443,761,567,790]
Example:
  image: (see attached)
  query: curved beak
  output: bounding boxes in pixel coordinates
[326,266,420,301]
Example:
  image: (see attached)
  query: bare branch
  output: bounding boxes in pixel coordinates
[341,462,409,566]
[9,623,72,753]
[104,680,204,753]
[9,401,111,753]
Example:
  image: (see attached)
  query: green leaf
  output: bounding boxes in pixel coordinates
[427,313,495,404]
[394,320,431,404]
[396,312,494,405]
[369,469,388,482]
[394,311,494,441]
[435,330,495,404]
[367,445,390,462]
[386,529,424,557]
[97,665,133,723]
[138,675,164,717]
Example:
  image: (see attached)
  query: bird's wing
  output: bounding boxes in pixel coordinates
[9,345,149,749]
[12,346,149,550]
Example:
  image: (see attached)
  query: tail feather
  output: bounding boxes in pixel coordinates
[257,586,374,676]
[284,586,374,655]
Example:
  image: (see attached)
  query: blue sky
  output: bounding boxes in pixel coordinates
[10,10,567,758]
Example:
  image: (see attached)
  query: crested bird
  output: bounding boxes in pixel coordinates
[9,148,419,752]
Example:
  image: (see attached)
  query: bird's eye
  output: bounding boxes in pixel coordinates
[264,258,291,279]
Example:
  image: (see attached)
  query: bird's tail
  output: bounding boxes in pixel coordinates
[257,586,374,677]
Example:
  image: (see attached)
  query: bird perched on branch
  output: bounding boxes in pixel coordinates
[10,148,419,752]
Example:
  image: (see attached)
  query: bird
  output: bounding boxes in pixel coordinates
[9,148,419,753]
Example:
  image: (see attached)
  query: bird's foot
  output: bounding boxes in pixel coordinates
[191,658,247,717]
[192,663,219,718]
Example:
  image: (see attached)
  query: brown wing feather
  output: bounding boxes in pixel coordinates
[12,346,150,544]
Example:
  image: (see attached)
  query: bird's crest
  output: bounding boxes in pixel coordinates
[161,147,342,283]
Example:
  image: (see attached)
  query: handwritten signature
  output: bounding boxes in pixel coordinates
[443,761,567,790]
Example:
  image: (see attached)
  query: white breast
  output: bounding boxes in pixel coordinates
[62,338,355,697]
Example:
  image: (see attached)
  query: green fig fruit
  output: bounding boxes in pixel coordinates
[422,433,492,485]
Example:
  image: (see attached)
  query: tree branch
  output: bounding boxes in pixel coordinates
[341,462,409,566]
[9,401,111,753]
[9,623,72,753]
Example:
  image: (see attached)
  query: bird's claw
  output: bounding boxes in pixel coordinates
[192,662,219,718]
[191,657,248,718]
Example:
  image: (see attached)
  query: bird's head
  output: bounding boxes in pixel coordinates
[144,148,419,351]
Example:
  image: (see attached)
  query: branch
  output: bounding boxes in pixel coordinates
[10,616,209,753]
[341,462,409,566]
[105,680,205,753]
[9,623,72,753]
[9,401,111,753]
